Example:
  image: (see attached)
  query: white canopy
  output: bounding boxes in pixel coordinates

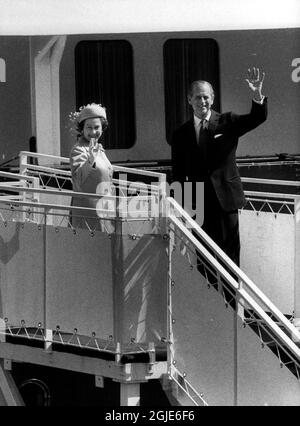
[0,0,299,36]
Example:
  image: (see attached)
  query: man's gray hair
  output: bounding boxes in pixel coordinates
[188,80,214,97]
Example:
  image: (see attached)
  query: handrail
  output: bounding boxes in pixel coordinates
[19,151,166,182]
[22,164,72,177]
[0,198,155,220]
[244,191,298,200]
[241,177,300,186]
[168,365,208,406]
[240,161,300,166]
[19,151,69,162]
[0,183,155,201]
[113,164,166,179]
[166,196,300,345]
[9,169,161,194]
[18,152,167,220]
[0,182,27,187]
[0,171,40,181]
[113,179,161,193]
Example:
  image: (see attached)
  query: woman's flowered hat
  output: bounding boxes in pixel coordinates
[68,103,107,136]
[77,103,107,123]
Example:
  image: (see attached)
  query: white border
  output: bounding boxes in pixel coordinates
[0,0,299,35]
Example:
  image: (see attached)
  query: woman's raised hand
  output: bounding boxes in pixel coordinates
[88,138,101,165]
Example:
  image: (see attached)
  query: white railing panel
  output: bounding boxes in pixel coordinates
[167,197,300,346]
[168,214,300,405]
[112,233,168,345]
[240,210,295,314]
[0,222,45,327]
[45,226,114,338]
[170,246,236,406]
[237,320,300,406]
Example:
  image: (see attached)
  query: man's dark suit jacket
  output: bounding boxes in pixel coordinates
[171,99,268,211]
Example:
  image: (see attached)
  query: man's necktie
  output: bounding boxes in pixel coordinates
[199,119,208,139]
[198,119,209,170]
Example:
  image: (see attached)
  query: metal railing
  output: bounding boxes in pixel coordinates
[242,177,300,187]
[165,197,300,383]
[0,151,299,405]
[19,150,166,191]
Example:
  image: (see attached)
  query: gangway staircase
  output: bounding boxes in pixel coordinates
[0,151,299,406]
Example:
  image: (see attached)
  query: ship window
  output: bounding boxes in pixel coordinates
[163,38,220,144]
[75,40,135,149]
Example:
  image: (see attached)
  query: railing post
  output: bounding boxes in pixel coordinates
[167,217,175,374]
[19,153,29,223]
[158,174,167,233]
[42,209,52,352]
[32,176,41,224]
[19,152,28,175]
[112,197,124,354]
